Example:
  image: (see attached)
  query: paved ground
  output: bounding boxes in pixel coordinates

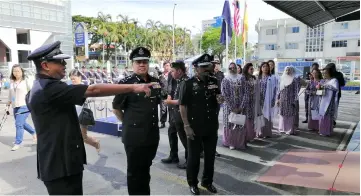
[0,89,359,195]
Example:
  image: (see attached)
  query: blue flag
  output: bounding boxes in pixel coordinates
[220,0,232,45]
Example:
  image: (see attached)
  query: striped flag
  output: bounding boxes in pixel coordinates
[242,0,248,46]
[232,0,240,36]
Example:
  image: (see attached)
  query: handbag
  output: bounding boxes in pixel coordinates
[316,89,324,96]
[228,112,246,126]
[78,101,95,126]
[254,115,265,134]
[311,110,322,120]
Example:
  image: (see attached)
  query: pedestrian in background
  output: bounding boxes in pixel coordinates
[8,64,36,151]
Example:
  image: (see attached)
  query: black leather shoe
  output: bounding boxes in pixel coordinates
[177,162,187,169]
[189,186,200,195]
[160,123,166,128]
[161,156,179,164]
[302,120,308,123]
[201,183,217,193]
[215,151,221,157]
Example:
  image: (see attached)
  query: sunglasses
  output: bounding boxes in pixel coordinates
[135,60,149,64]
[46,59,67,66]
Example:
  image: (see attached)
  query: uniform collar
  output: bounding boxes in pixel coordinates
[36,73,58,80]
[133,73,151,82]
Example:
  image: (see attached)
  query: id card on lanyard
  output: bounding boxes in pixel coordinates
[12,80,22,102]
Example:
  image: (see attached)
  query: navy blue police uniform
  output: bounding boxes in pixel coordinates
[178,54,220,195]
[95,66,103,83]
[161,61,189,169]
[80,65,89,85]
[88,66,96,84]
[26,41,88,195]
[112,47,161,195]
[111,66,120,83]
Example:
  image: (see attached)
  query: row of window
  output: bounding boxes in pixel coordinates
[265,43,299,50]
[265,40,359,51]
[265,26,300,35]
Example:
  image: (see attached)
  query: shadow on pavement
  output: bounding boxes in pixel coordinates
[85,154,127,190]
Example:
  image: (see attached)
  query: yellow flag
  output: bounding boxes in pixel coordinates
[242,0,248,45]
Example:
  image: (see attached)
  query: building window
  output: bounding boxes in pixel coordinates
[5,48,11,62]
[340,22,348,29]
[286,43,299,49]
[17,33,30,45]
[331,40,347,48]
[17,50,30,63]
[265,44,277,50]
[266,29,277,35]
[287,26,299,33]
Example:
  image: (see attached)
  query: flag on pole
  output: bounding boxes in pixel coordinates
[232,0,240,36]
[220,0,232,45]
[242,0,248,46]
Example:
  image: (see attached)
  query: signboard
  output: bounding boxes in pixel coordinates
[74,22,89,61]
[277,61,315,76]
[333,32,360,39]
[74,23,85,47]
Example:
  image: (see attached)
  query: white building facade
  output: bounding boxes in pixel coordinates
[255,18,360,80]
[0,0,73,74]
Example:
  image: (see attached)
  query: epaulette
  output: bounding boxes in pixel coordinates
[119,75,133,83]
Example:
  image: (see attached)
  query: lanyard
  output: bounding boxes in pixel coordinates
[13,80,22,93]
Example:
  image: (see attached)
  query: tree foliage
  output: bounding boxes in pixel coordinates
[72,12,195,62]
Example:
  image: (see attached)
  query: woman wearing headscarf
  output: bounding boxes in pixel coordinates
[318,64,339,136]
[240,63,257,141]
[276,66,300,135]
[221,63,247,150]
[305,69,322,131]
[257,62,277,138]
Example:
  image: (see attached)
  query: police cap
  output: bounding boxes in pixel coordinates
[27,41,70,61]
[130,47,151,61]
[81,65,86,69]
[192,54,213,67]
[89,66,93,69]
[171,61,186,71]
[96,66,100,69]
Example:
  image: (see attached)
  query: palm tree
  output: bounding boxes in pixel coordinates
[145,19,162,53]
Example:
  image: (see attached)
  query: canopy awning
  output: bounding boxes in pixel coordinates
[263,1,360,27]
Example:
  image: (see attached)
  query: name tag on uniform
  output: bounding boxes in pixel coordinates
[208,84,218,89]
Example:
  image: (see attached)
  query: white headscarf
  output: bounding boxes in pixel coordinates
[279,66,295,91]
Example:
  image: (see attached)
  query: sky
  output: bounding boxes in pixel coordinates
[71,0,290,44]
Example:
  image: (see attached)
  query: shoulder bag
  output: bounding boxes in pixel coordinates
[78,101,95,126]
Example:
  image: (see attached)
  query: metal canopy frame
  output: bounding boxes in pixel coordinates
[263,1,360,27]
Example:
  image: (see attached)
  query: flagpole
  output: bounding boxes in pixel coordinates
[243,0,246,64]
[225,20,229,67]
[235,34,237,62]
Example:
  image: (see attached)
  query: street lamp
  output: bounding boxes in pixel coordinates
[192,26,202,55]
[172,3,177,61]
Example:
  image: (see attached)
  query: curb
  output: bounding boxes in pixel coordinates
[337,122,357,151]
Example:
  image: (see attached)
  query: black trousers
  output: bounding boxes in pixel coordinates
[124,143,159,195]
[43,172,83,195]
[160,102,168,123]
[168,121,188,159]
[187,134,218,187]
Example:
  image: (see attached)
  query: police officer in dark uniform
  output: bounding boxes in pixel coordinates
[101,67,108,83]
[161,61,188,169]
[80,65,89,85]
[112,47,161,195]
[178,54,220,195]
[111,66,120,83]
[88,66,96,84]
[25,41,153,195]
[94,66,103,83]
